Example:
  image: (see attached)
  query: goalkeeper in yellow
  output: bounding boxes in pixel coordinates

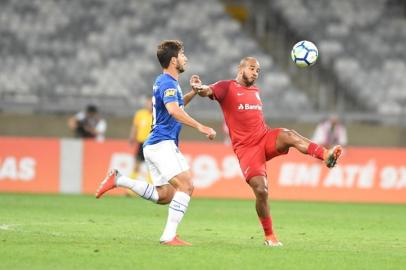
[128,97,153,183]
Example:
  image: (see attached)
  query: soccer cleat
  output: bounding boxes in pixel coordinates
[324,145,343,168]
[264,234,283,247]
[95,169,120,198]
[160,236,192,246]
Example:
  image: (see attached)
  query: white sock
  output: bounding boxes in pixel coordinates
[116,174,159,203]
[160,191,190,242]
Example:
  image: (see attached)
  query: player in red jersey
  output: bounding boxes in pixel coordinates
[192,57,342,246]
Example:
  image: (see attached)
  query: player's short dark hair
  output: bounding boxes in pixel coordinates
[157,40,184,69]
[86,104,98,113]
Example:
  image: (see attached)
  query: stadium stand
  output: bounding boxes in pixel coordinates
[270,0,406,115]
[0,0,313,118]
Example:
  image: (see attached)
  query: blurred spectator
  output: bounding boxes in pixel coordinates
[68,104,107,141]
[312,115,347,148]
[128,97,153,181]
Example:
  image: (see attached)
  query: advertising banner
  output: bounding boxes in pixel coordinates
[2,137,405,203]
[0,137,60,193]
[82,142,406,203]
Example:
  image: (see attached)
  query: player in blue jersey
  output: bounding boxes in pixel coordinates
[95,40,216,246]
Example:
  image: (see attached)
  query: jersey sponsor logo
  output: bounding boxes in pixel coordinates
[237,92,244,96]
[237,103,262,111]
[164,89,176,97]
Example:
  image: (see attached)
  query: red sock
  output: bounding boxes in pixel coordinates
[259,216,273,237]
[307,142,324,160]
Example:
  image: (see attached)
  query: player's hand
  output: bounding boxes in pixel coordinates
[190,75,202,92]
[195,85,210,97]
[197,125,216,140]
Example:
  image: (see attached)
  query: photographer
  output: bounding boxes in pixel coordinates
[68,104,107,141]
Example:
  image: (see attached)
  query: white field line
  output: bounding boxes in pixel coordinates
[0,222,94,237]
[0,224,16,231]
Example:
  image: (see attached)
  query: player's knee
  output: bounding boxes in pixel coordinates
[281,129,299,145]
[256,189,268,201]
[253,185,268,200]
[282,129,294,138]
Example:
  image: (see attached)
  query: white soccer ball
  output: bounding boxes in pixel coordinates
[291,40,319,68]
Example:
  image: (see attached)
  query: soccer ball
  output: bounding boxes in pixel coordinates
[291,40,318,68]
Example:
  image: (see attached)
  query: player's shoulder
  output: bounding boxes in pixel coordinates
[157,74,177,91]
[211,79,234,89]
[219,79,234,85]
[251,84,260,92]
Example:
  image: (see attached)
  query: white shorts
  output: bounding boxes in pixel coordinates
[143,140,189,187]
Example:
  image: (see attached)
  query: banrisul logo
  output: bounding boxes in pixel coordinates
[238,104,262,110]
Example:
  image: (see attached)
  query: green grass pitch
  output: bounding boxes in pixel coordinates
[1,193,405,270]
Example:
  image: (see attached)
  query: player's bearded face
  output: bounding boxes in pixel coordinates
[176,60,185,73]
[176,52,187,73]
[242,70,256,86]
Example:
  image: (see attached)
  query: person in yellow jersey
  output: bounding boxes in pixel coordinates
[128,97,153,183]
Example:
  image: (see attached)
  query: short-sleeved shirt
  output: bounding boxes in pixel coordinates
[210,80,288,180]
[209,80,268,151]
[144,73,184,147]
[132,108,152,143]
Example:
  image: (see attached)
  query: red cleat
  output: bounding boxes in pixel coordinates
[324,145,343,168]
[95,169,119,199]
[160,236,192,246]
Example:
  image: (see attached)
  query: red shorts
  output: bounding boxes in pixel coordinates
[235,128,288,181]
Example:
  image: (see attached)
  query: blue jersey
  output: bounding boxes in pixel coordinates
[144,73,184,147]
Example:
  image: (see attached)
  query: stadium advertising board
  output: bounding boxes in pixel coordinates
[82,140,132,196]
[81,141,406,203]
[267,147,406,203]
[182,144,406,203]
[0,137,60,193]
[1,137,405,203]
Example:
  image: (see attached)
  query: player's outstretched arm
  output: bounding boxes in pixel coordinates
[165,101,216,140]
[192,84,213,97]
[183,90,197,107]
[189,75,214,98]
[183,75,201,107]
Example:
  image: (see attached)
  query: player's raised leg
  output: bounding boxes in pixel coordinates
[95,169,160,202]
[248,176,283,247]
[275,128,342,168]
[95,169,118,199]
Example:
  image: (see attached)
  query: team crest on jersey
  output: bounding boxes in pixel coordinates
[255,92,261,101]
[164,89,176,97]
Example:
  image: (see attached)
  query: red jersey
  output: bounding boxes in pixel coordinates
[210,80,269,151]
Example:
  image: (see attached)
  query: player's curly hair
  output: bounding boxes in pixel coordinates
[157,40,184,69]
